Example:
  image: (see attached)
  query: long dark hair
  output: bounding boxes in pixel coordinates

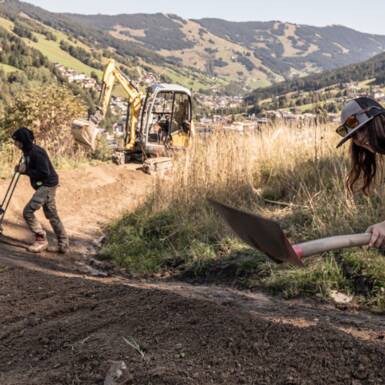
[347,114,385,194]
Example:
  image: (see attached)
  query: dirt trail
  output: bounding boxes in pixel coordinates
[0,163,152,250]
[0,164,385,385]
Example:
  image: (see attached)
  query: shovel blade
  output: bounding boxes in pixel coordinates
[209,199,303,266]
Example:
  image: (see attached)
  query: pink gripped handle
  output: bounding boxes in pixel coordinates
[292,233,371,259]
[292,245,304,259]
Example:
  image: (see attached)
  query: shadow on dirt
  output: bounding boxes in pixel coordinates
[0,217,103,276]
[1,264,385,385]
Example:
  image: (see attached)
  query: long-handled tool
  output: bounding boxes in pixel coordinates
[209,199,371,267]
[0,166,22,233]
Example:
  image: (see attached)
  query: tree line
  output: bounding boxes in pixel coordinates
[59,41,104,70]
[246,51,385,103]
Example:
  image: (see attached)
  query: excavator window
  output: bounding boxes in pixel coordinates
[147,91,173,144]
[171,93,191,134]
[146,90,191,146]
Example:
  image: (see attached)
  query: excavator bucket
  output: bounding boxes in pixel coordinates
[71,119,99,151]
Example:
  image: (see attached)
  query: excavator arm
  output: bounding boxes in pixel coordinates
[92,59,144,150]
[72,59,144,151]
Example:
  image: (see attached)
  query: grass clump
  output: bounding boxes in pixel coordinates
[100,205,224,273]
[261,255,349,299]
[340,249,385,312]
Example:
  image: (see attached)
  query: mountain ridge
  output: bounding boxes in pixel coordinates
[61,11,385,87]
[2,0,385,92]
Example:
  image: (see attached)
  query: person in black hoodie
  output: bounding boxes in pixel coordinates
[12,127,69,253]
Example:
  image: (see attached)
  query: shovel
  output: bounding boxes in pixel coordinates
[209,199,371,267]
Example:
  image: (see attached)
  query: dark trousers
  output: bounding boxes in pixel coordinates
[23,186,68,247]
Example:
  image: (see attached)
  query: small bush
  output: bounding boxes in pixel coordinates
[0,85,86,157]
[92,136,112,162]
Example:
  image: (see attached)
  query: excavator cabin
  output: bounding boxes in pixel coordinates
[140,84,193,156]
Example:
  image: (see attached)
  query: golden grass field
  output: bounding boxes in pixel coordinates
[155,123,356,235]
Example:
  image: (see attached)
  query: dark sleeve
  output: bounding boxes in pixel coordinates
[27,151,51,180]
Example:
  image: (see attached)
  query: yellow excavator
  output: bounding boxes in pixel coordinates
[72,59,194,166]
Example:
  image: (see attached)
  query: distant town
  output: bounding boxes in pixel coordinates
[54,63,385,135]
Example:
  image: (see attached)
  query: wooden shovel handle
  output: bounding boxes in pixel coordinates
[293,233,371,259]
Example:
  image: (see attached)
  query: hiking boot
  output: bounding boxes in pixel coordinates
[28,234,48,253]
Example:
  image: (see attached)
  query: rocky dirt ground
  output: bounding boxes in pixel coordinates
[0,164,385,385]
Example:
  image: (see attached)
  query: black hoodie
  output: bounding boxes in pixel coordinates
[12,128,59,190]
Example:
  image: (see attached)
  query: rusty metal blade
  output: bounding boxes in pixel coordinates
[209,199,303,266]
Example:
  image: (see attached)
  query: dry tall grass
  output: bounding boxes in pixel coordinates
[0,134,110,179]
[0,143,19,178]
[152,123,385,242]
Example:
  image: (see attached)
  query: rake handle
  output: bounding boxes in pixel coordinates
[293,233,372,259]
[0,157,23,228]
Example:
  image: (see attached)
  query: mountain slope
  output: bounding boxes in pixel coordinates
[196,19,385,72]
[246,50,385,103]
[0,1,218,92]
[2,0,385,93]
[64,12,385,87]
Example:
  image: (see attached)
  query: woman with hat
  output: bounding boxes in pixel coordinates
[336,96,385,249]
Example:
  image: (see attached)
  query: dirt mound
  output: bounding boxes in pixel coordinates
[1,266,385,385]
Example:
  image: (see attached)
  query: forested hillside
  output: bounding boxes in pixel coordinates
[246,51,385,103]
[0,1,220,92]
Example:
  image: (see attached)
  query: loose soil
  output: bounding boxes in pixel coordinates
[0,164,385,385]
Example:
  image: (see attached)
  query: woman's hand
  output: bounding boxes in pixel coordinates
[366,221,385,248]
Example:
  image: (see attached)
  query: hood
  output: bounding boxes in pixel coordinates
[12,127,34,152]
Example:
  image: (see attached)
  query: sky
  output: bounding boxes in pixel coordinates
[25,0,385,35]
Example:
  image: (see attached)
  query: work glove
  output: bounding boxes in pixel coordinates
[15,162,27,174]
[366,221,385,249]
